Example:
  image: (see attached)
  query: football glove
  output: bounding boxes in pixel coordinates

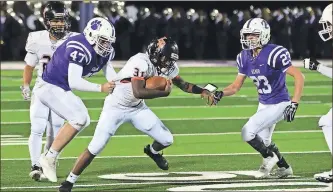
[304,58,320,71]
[213,91,224,105]
[283,102,299,122]
[20,85,31,101]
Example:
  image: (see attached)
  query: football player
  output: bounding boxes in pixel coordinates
[21,1,79,181]
[304,3,332,183]
[211,18,304,179]
[58,37,215,192]
[35,17,117,183]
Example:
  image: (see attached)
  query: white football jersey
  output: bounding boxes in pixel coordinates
[24,30,79,79]
[111,53,179,106]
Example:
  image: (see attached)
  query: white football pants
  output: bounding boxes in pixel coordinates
[87,94,174,155]
[319,108,332,154]
[28,82,64,167]
[242,101,291,146]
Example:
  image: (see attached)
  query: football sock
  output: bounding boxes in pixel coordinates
[66,172,79,184]
[268,142,290,169]
[28,132,43,167]
[322,126,332,154]
[151,141,168,153]
[46,147,59,158]
[247,135,274,158]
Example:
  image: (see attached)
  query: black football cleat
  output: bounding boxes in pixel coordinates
[144,145,169,170]
[29,165,43,181]
[59,181,74,192]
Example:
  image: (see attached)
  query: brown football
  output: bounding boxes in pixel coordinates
[145,76,167,91]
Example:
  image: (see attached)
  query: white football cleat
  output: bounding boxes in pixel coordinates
[255,152,279,179]
[39,153,57,182]
[314,170,333,183]
[272,166,293,178]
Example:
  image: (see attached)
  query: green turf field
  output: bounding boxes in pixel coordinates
[1,67,332,191]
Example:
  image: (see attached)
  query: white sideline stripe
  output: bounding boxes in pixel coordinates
[0,178,315,190]
[0,115,322,125]
[2,103,331,112]
[1,151,329,161]
[1,93,332,101]
[0,130,323,140]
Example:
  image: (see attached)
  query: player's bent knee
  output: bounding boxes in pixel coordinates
[241,125,256,142]
[69,114,90,131]
[30,118,48,135]
[160,132,174,147]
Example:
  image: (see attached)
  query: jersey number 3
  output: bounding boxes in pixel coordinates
[133,68,145,77]
[41,55,51,72]
[250,75,272,94]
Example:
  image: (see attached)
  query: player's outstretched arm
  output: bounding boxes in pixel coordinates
[221,74,246,97]
[172,75,219,105]
[304,58,332,78]
[132,77,171,99]
[68,63,115,93]
[286,66,304,103]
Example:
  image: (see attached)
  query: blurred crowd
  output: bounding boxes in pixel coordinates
[0,1,331,61]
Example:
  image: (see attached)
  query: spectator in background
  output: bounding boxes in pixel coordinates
[137,7,160,52]
[0,2,24,61]
[214,11,230,60]
[192,9,208,59]
[271,8,290,50]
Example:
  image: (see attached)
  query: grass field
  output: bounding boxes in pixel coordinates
[1,67,332,191]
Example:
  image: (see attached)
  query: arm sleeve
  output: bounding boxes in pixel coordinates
[24,33,38,67]
[267,45,292,72]
[317,64,332,78]
[236,53,246,76]
[68,63,101,92]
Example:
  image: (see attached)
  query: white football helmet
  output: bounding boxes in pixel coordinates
[83,17,116,57]
[240,18,271,49]
[318,3,332,42]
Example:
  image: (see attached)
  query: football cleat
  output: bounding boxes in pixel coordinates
[271,166,293,178]
[59,181,74,192]
[29,165,43,181]
[144,145,169,170]
[39,153,57,182]
[314,170,333,183]
[255,152,279,179]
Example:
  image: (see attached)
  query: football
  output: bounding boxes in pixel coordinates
[145,76,167,91]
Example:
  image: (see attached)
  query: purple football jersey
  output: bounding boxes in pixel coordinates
[42,34,115,91]
[237,44,292,104]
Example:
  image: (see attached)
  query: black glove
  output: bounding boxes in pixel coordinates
[212,91,224,105]
[283,102,299,122]
[304,58,320,71]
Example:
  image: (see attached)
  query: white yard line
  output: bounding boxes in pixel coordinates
[1,151,329,161]
[1,103,331,112]
[1,85,331,94]
[0,178,316,190]
[1,94,331,101]
[0,130,323,140]
[0,115,322,124]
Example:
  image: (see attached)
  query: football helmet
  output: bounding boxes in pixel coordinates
[83,17,116,57]
[147,37,179,75]
[43,1,70,40]
[240,18,271,49]
[318,3,332,42]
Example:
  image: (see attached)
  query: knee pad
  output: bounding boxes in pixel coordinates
[88,133,110,156]
[30,118,48,136]
[241,123,256,142]
[162,133,174,147]
[69,113,90,131]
